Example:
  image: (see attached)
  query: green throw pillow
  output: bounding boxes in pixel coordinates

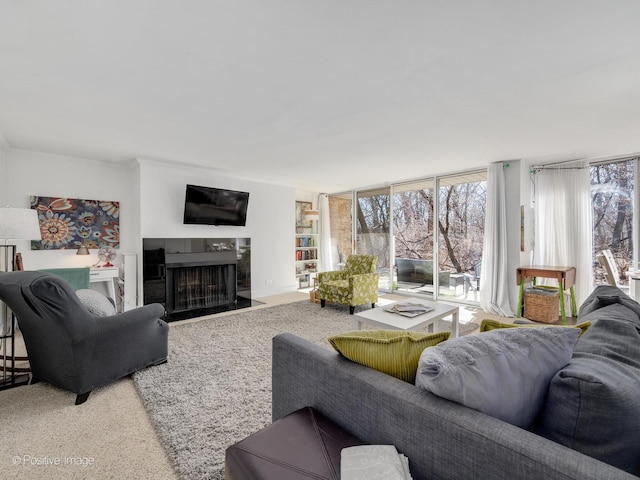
[328,330,450,383]
[480,319,591,337]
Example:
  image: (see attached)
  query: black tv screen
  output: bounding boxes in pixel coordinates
[183,184,249,226]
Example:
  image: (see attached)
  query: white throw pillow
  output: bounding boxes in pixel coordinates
[76,289,116,317]
[415,327,580,428]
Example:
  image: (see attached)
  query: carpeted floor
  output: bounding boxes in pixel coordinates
[132,299,478,479]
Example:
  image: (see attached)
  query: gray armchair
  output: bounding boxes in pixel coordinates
[0,271,168,405]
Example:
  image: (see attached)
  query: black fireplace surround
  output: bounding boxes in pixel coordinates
[143,238,252,321]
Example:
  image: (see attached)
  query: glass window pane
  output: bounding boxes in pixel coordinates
[393,180,436,296]
[591,159,635,286]
[437,172,487,300]
[356,188,391,291]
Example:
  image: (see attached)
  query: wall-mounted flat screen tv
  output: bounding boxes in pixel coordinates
[183,184,249,226]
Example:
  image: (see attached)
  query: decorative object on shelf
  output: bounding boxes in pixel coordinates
[30,195,120,250]
[295,201,313,227]
[0,206,41,390]
[95,246,117,267]
[304,209,319,222]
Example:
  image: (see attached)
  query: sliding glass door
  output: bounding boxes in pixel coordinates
[392,179,436,296]
[356,187,391,291]
[437,172,487,300]
[327,168,487,304]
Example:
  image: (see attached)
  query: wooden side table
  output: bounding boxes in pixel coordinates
[309,277,321,304]
[516,266,577,324]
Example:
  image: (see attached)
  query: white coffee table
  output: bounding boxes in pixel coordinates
[353,298,460,337]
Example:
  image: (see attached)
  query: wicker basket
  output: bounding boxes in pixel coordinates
[309,289,321,304]
[524,287,559,323]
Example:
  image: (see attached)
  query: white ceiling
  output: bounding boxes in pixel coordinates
[2,1,640,193]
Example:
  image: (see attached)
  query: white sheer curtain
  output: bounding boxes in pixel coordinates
[480,162,515,316]
[533,161,592,306]
[317,194,333,272]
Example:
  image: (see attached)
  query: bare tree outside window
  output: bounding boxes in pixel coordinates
[437,180,486,276]
[591,159,635,285]
[391,173,487,299]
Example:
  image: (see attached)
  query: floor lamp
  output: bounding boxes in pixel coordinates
[0,207,42,390]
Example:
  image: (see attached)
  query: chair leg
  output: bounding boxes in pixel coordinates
[320,299,326,308]
[75,391,91,405]
[371,303,375,309]
[349,306,355,314]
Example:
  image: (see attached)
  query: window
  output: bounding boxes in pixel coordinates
[437,172,487,299]
[591,158,636,286]
[330,168,487,304]
[356,187,391,290]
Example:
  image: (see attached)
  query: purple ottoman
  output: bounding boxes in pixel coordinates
[225,407,363,480]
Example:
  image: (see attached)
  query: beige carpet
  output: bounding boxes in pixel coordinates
[0,292,503,479]
[133,298,480,479]
[0,291,307,480]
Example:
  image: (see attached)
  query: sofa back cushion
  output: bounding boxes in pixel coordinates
[480,319,592,337]
[535,303,640,473]
[415,326,580,429]
[578,284,640,318]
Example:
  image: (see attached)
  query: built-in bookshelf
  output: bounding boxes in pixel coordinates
[295,205,319,288]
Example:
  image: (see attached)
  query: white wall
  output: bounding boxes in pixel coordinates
[0,146,7,205]
[1,148,538,310]
[295,189,316,207]
[3,149,137,271]
[137,159,296,298]
[2,150,301,304]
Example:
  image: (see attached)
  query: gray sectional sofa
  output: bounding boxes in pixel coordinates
[272,285,640,480]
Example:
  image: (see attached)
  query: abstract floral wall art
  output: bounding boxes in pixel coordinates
[30,196,120,250]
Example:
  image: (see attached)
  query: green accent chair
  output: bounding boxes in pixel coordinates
[318,254,379,314]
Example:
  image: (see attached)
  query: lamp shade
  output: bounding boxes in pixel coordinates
[0,207,42,241]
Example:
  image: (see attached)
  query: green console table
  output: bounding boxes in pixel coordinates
[516,265,577,325]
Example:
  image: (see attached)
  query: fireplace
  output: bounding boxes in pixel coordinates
[143,238,252,321]
[165,250,237,314]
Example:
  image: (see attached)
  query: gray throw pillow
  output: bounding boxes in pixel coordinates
[535,303,640,473]
[415,327,580,429]
[76,289,116,316]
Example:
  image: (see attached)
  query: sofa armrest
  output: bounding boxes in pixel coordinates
[272,333,634,480]
[349,273,379,288]
[81,304,169,391]
[318,270,347,282]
